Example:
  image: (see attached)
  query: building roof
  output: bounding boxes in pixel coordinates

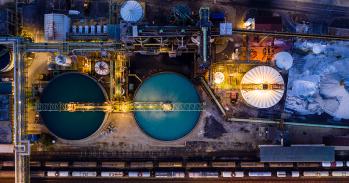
[259,145,335,162]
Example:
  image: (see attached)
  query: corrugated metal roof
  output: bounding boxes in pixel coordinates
[259,145,335,162]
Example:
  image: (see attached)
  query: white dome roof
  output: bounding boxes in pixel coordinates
[95,61,110,75]
[241,66,285,108]
[120,0,143,22]
[273,52,293,70]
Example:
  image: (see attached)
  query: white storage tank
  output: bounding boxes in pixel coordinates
[72,25,77,34]
[103,25,108,34]
[90,25,96,34]
[44,13,70,41]
[78,25,83,34]
[96,25,102,34]
[84,25,89,34]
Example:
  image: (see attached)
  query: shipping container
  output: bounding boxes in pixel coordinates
[240,162,265,168]
[30,161,41,167]
[269,162,293,168]
[101,171,124,177]
[332,171,349,177]
[158,162,183,168]
[186,162,208,168]
[248,172,272,177]
[303,171,329,177]
[101,162,126,168]
[296,162,321,168]
[322,161,344,168]
[72,171,97,177]
[212,161,236,168]
[155,171,185,178]
[129,162,153,168]
[44,161,69,167]
[128,171,151,177]
[30,171,45,178]
[72,162,97,168]
[188,171,219,178]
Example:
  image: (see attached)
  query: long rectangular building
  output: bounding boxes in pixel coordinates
[259,145,335,162]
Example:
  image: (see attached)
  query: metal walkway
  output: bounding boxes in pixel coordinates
[35,102,204,112]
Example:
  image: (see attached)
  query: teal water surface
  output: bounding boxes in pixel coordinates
[40,73,106,140]
[134,73,201,141]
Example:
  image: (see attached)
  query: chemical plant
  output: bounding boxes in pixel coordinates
[1,0,349,182]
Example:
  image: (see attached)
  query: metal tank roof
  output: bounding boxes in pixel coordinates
[120,0,143,22]
[240,66,285,108]
[95,61,110,75]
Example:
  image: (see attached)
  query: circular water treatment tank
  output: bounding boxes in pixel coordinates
[134,73,200,141]
[0,45,12,72]
[40,73,107,140]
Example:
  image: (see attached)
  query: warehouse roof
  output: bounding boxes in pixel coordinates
[259,145,335,162]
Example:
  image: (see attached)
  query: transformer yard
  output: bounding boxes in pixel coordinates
[1,0,349,182]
